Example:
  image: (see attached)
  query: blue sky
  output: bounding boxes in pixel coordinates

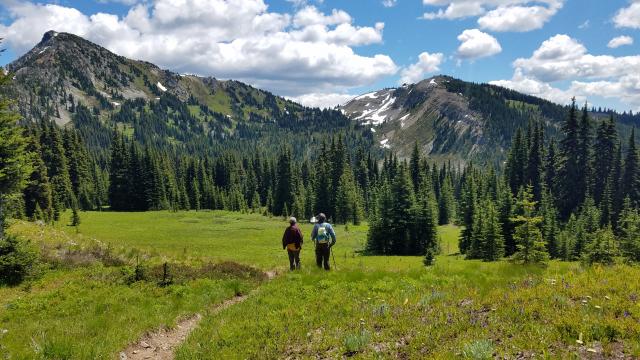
[1,0,639,111]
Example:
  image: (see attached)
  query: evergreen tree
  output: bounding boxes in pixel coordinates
[412,174,438,256]
[526,122,544,202]
[583,227,617,266]
[593,116,617,205]
[577,105,594,198]
[622,129,640,207]
[273,148,294,216]
[108,132,130,211]
[0,67,31,238]
[438,176,455,225]
[482,201,504,261]
[558,99,581,219]
[511,186,549,265]
[23,135,53,222]
[389,164,416,255]
[618,201,640,262]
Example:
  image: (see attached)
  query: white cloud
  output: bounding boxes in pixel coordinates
[456,29,502,59]
[477,1,562,32]
[608,35,634,48]
[492,34,640,111]
[421,0,563,32]
[0,1,397,97]
[382,0,397,8]
[512,34,640,83]
[614,1,640,29]
[399,52,444,84]
[421,2,485,20]
[287,93,354,109]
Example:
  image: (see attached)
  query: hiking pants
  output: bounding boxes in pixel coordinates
[315,243,330,270]
[287,249,301,270]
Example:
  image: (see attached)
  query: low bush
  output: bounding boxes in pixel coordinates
[0,235,39,285]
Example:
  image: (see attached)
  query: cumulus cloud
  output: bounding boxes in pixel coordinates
[287,93,354,109]
[456,29,502,59]
[614,1,640,29]
[608,35,634,48]
[421,2,485,19]
[399,52,444,84]
[491,34,640,111]
[0,1,397,97]
[477,1,562,32]
[421,0,562,32]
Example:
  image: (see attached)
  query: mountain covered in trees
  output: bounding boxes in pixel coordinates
[1,32,640,267]
[6,31,371,161]
[341,75,640,165]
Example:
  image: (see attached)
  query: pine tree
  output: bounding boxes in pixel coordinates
[0,67,31,238]
[389,164,416,255]
[409,142,421,191]
[273,148,294,216]
[622,129,640,207]
[506,128,528,194]
[526,122,544,202]
[558,99,581,219]
[108,132,130,211]
[23,135,53,222]
[41,121,74,219]
[438,176,455,225]
[483,201,504,262]
[577,105,594,198]
[511,186,549,265]
[458,168,478,255]
[593,116,617,205]
[544,139,558,196]
[618,203,640,262]
[583,227,618,266]
[366,180,393,255]
[412,174,438,256]
[540,190,559,258]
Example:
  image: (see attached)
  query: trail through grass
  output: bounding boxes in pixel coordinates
[2,211,640,359]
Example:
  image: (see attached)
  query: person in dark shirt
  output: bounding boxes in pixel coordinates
[282,217,303,270]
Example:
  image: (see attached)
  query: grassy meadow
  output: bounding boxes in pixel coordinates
[1,210,640,359]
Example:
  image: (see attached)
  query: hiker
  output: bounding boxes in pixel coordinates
[311,213,336,270]
[282,217,303,270]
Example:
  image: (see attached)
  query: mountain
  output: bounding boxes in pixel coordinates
[7,31,638,166]
[6,31,371,160]
[341,75,640,164]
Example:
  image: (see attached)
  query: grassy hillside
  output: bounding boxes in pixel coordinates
[2,212,640,359]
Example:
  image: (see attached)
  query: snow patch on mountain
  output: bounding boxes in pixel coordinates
[380,139,390,149]
[157,82,167,92]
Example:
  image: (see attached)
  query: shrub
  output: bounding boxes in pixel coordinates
[0,235,39,285]
[423,247,436,266]
[462,339,494,360]
[583,228,618,266]
[343,320,370,356]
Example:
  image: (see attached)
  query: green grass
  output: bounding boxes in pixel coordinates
[3,211,640,359]
[39,210,368,270]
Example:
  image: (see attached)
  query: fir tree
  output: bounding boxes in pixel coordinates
[622,129,640,207]
[511,186,549,265]
[483,201,504,261]
[23,135,53,222]
[0,66,31,238]
[558,99,581,219]
[593,116,617,205]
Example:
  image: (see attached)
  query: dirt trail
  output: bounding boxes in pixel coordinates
[120,270,277,360]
